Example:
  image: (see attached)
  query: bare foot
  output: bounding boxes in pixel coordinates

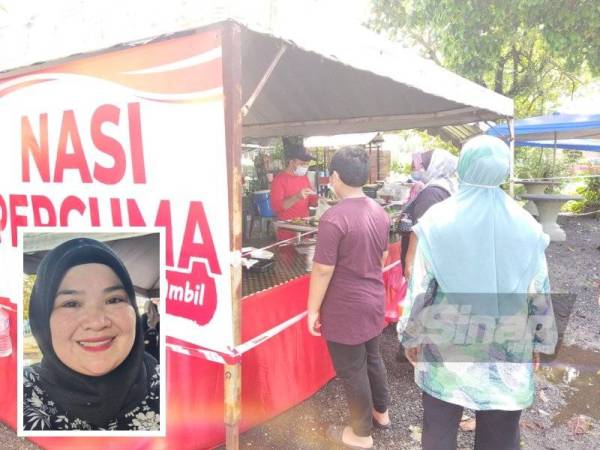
[372,408,390,426]
[342,426,373,448]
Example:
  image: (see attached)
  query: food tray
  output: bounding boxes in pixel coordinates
[243,258,275,273]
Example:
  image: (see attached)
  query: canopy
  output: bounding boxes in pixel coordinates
[487,112,600,141]
[1,18,513,138]
[238,21,513,137]
[516,139,600,152]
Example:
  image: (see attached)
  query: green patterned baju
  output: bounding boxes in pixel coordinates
[398,245,557,411]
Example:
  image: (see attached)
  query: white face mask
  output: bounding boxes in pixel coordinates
[294,166,308,176]
[411,169,430,183]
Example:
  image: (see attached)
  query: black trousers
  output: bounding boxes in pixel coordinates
[422,391,522,450]
[327,335,390,437]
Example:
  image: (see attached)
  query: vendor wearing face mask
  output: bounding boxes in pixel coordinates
[270,138,316,241]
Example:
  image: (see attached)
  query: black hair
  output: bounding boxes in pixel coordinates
[329,146,369,187]
[282,136,310,162]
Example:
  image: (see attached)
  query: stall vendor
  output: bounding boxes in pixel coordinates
[270,139,316,241]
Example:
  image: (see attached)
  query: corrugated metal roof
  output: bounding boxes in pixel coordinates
[426,123,484,147]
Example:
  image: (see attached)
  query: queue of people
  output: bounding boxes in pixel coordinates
[307,136,558,450]
[20,135,558,444]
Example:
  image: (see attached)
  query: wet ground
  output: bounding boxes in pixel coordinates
[1,216,599,449]
[226,215,600,450]
[225,331,600,450]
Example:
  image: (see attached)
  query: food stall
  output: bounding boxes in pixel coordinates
[0,19,513,449]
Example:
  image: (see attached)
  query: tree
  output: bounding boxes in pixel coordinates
[369,0,600,117]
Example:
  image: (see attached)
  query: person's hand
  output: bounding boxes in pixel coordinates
[533,352,541,371]
[404,263,412,281]
[307,310,321,336]
[297,188,315,200]
[405,346,420,367]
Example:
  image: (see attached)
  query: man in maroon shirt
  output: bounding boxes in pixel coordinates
[270,139,316,241]
[307,146,391,450]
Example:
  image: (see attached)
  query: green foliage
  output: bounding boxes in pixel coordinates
[514,147,569,180]
[23,274,36,322]
[369,0,600,117]
[271,138,285,165]
[567,176,600,213]
[563,150,584,164]
[391,160,411,174]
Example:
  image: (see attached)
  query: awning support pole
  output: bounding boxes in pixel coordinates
[241,44,287,118]
[551,131,557,184]
[376,145,380,181]
[223,22,243,450]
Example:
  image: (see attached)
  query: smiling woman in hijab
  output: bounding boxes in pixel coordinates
[399,136,557,450]
[23,238,160,431]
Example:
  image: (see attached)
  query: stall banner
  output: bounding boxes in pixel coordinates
[0,30,234,354]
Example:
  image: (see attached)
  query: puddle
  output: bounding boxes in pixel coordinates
[540,345,600,425]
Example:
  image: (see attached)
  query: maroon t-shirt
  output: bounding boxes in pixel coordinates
[313,196,390,345]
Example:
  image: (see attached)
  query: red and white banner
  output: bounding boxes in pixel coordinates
[0,30,235,354]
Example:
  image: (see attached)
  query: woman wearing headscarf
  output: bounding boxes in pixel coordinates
[401,148,458,279]
[24,238,160,431]
[399,136,557,450]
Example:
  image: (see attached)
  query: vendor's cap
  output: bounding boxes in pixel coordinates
[283,137,314,162]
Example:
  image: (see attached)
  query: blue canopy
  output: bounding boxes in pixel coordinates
[487,112,600,145]
[516,139,600,152]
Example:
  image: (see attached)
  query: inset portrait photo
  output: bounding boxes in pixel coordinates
[18,231,165,436]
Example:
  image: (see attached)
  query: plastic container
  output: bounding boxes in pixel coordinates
[0,308,12,357]
[253,190,275,217]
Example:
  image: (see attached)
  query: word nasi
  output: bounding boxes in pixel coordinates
[21,102,146,185]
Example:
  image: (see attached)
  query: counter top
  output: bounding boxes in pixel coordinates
[243,244,313,297]
[242,233,403,297]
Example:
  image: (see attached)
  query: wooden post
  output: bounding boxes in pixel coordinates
[222,21,243,450]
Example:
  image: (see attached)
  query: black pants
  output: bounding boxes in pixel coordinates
[422,391,522,450]
[327,335,390,437]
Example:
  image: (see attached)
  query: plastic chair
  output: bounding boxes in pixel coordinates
[249,190,275,237]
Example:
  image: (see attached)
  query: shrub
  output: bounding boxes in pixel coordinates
[567,176,600,213]
[515,147,570,181]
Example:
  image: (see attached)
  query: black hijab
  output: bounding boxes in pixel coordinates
[29,237,156,428]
